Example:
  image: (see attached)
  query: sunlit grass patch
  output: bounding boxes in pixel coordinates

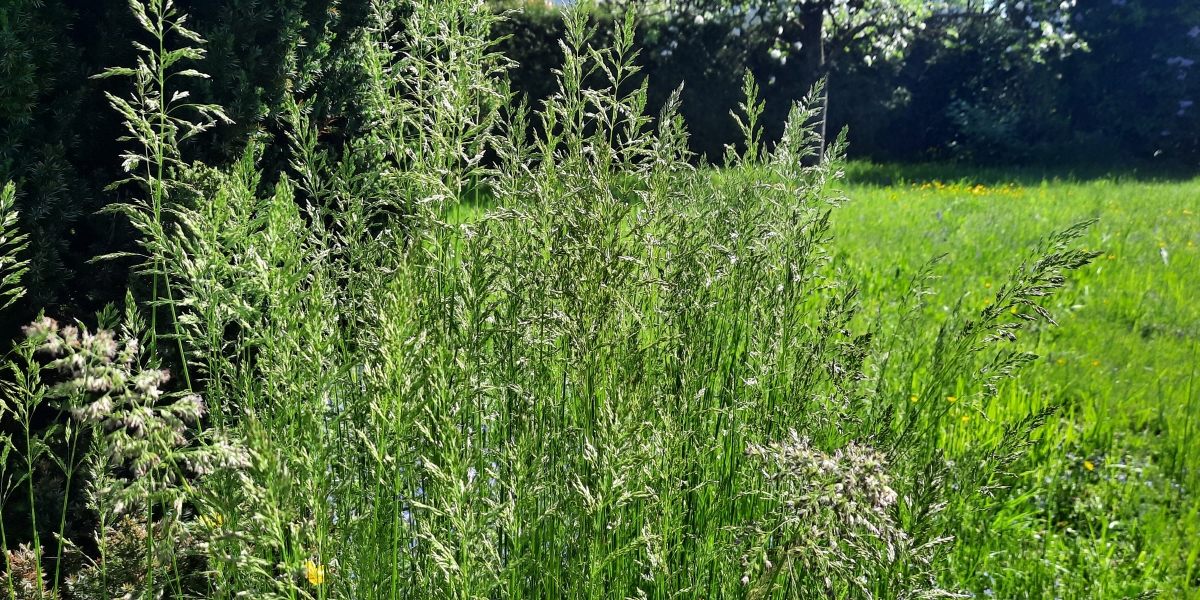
[837,167,1200,597]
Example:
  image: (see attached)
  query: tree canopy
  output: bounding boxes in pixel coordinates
[642,0,1085,73]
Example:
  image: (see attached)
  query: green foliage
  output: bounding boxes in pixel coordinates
[10,1,1184,599]
[818,0,1200,165]
[0,0,88,315]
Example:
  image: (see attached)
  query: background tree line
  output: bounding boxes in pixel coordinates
[496,0,1199,165]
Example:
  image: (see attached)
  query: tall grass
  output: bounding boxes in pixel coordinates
[0,1,1103,598]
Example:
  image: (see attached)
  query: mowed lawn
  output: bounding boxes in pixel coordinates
[836,165,1200,598]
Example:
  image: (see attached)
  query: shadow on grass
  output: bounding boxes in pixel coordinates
[844,161,1200,187]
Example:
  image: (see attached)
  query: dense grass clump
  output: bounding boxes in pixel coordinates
[0,1,1111,599]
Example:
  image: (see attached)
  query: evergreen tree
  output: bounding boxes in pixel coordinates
[0,0,377,332]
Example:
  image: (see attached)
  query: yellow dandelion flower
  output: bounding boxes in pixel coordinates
[1084,461,1094,471]
[1092,361,1100,366]
[961,415,970,422]
[1108,254,1115,260]
[947,396,957,403]
[1010,307,1018,314]
[910,396,919,403]
[305,560,325,585]
[1057,358,1066,364]
[985,282,992,288]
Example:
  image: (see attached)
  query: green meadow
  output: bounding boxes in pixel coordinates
[836,167,1200,597]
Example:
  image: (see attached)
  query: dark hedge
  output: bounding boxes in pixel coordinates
[0,0,374,333]
[495,0,1199,170]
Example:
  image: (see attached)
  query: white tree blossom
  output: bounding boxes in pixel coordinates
[626,0,1085,70]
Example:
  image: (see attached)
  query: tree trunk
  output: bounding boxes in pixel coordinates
[819,64,830,159]
[796,5,828,161]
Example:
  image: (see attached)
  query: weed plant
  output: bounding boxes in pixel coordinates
[1,0,1103,598]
